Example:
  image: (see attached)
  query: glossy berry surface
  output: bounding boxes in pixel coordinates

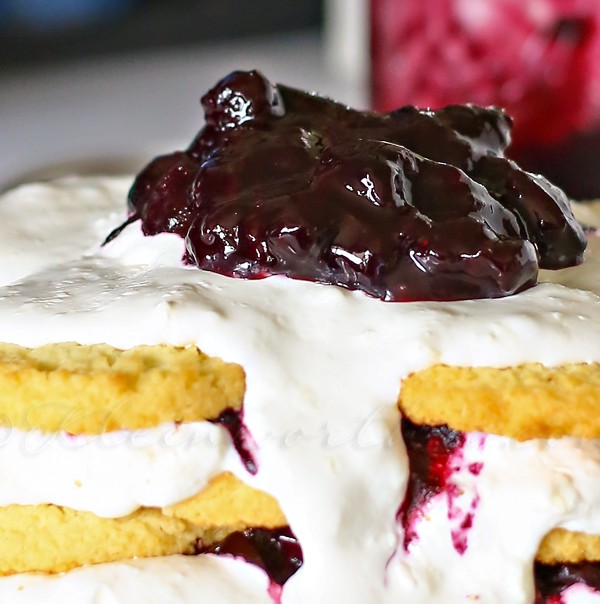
[198,526,303,587]
[122,70,586,302]
[534,561,600,602]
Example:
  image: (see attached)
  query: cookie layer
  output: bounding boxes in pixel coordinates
[399,363,600,440]
[0,343,244,433]
[164,472,285,528]
[538,529,600,565]
[0,472,285,575]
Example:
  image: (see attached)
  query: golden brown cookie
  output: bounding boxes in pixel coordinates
[537,528,600,564]
[0,342,244,433]
[399,363,600,440]
[0,473,285,575]
[165,472,286,529]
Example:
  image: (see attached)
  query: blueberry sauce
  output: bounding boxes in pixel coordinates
[399,418,483,554]
[113,70,586,302]
[198,526,303,600]
[211,408,258,475]
[535,561,600,603]
[399,418,464,549]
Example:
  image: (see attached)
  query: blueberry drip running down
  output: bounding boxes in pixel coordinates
[119,70,587,302]
[535,561,600,603]
[399,418,464,549]
[400,421,600,601]
[198,527,303,587]
[211,408,258,475]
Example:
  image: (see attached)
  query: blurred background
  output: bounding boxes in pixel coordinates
[0,0,322,68]
[0,0,599,198]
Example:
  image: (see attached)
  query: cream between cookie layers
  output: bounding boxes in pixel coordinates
[0,177,599,602]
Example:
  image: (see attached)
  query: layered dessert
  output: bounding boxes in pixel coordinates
[0,70,598,603]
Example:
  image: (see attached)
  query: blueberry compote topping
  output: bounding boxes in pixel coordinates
[198,526,303,588]
[117,70,586,302]
[535,561,600,603]
[399,418,465,550]
[211,408,258,475]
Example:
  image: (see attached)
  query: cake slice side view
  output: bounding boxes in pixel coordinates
[0,71,597,603]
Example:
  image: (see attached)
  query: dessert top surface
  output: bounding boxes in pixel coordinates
[122,70,586,303]
[0,177,599,604]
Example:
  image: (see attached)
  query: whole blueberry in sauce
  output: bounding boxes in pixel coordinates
[118,70,586,302]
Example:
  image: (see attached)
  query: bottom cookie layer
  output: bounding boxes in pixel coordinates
[0,472,285,574]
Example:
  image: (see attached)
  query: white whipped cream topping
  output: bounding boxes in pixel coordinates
[0,555,273,604]
[0,421,239,517]
[0,178,599,602]
[0,178,126,287]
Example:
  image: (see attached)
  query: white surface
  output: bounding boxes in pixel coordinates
[0,555,274,604]
[0,32,366,189]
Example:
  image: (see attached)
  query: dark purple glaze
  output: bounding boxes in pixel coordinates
[398,418,464,550]
[535,561,600,603]
[198,526,303,588]
[212,408,258,475]
[113,70,586,302]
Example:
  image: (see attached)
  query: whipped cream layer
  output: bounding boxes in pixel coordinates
[0,555,273,604]
[0,421,239,517]
[0,178,599,602]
